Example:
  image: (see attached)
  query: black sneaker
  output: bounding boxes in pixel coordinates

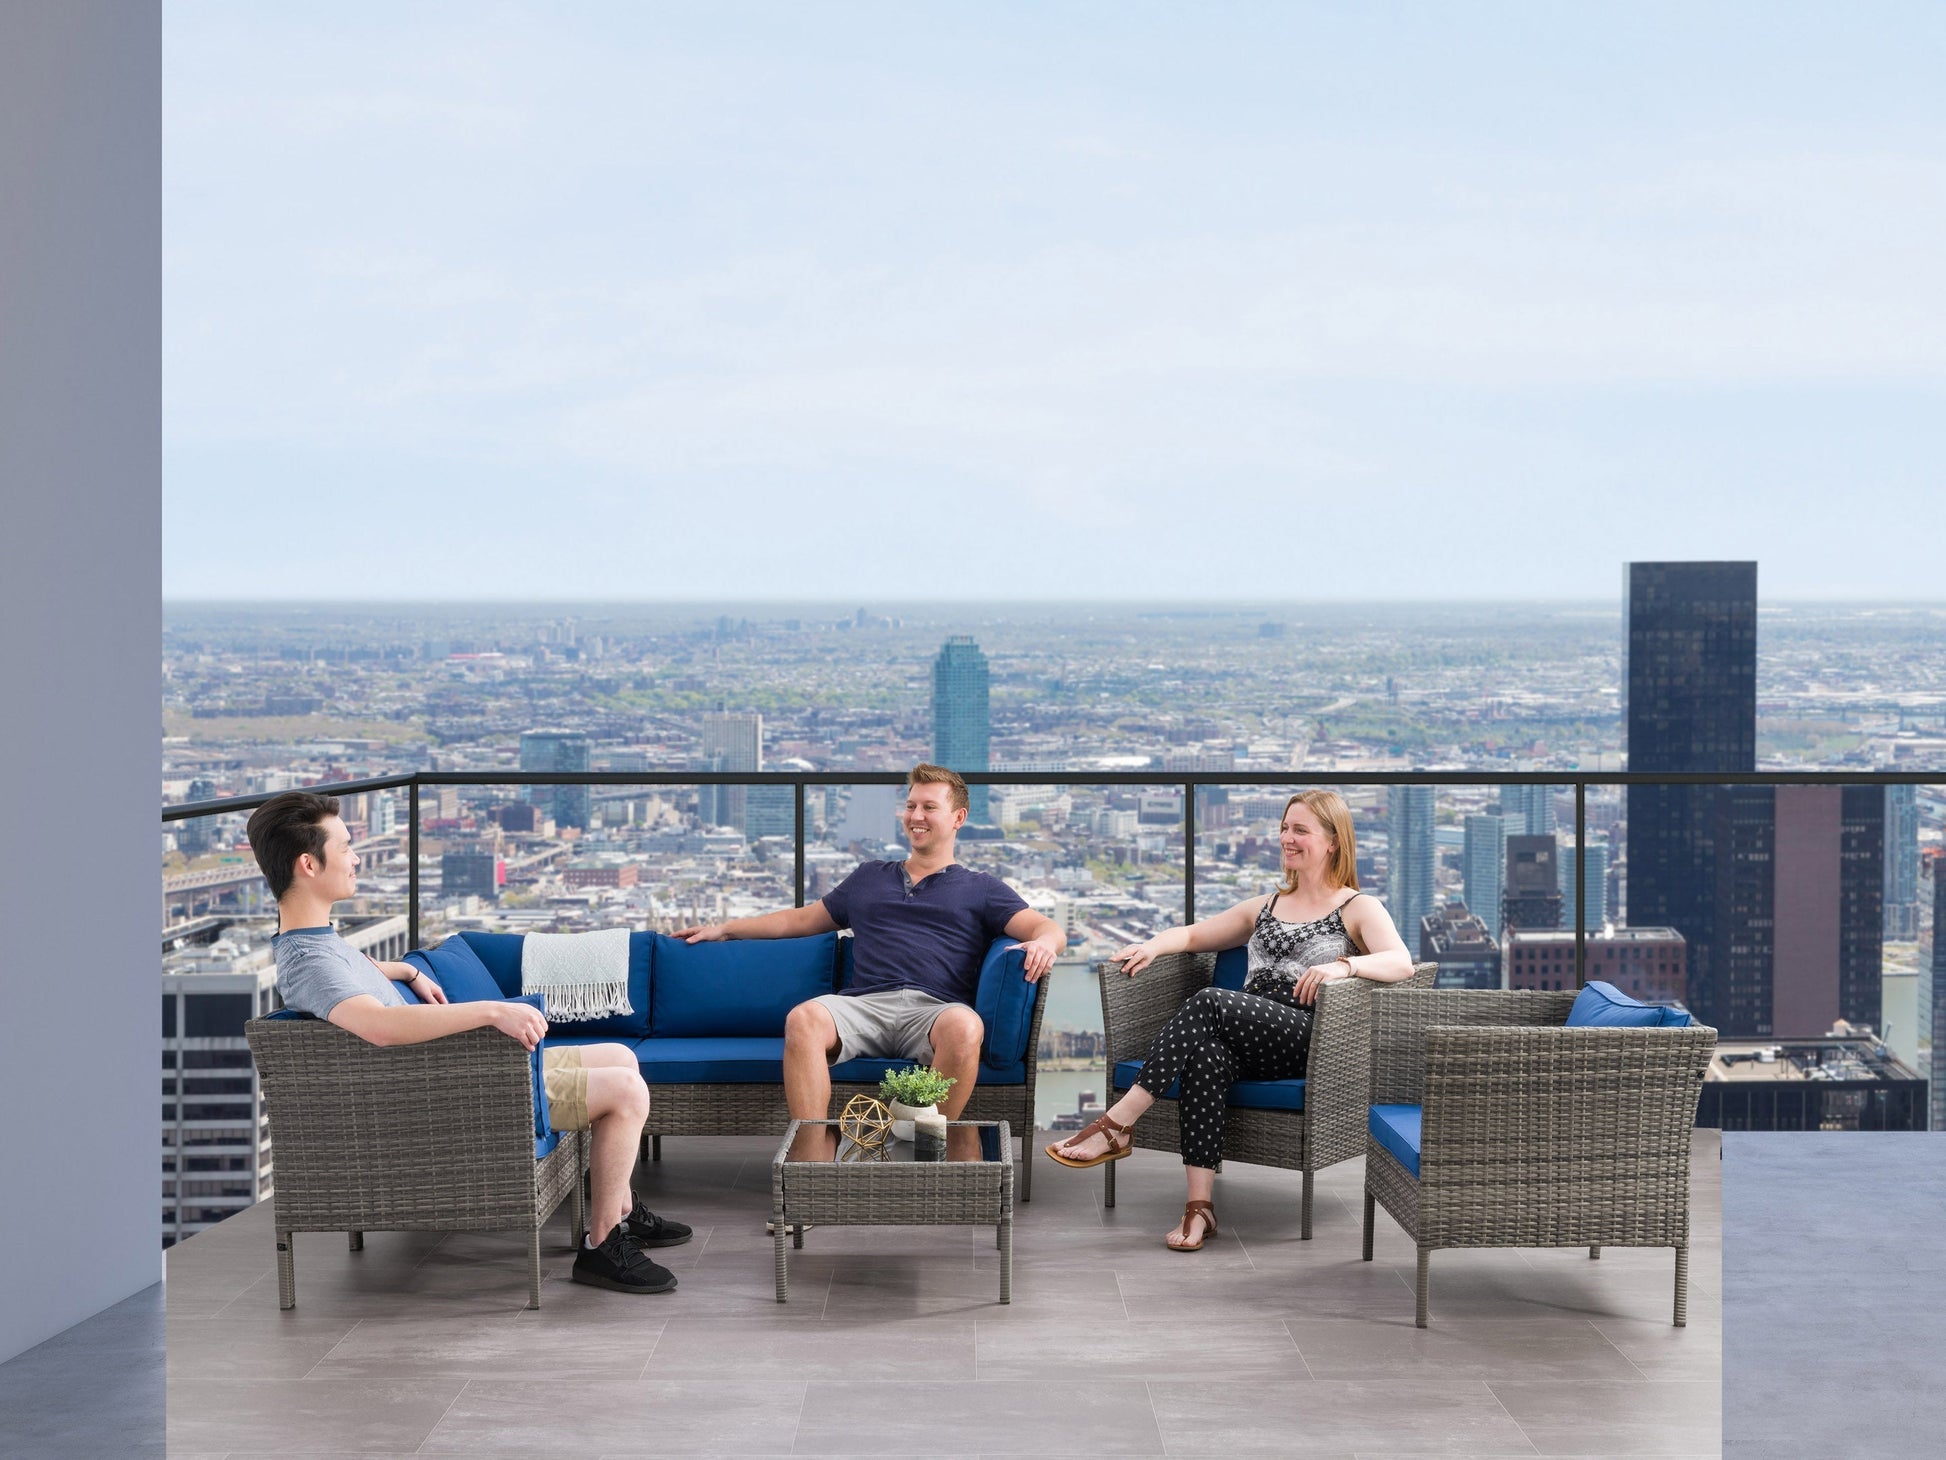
[623,1201,693,1249]
[571,1228,677,1294]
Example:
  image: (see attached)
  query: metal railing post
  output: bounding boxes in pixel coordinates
[1573,779,1586,986]
[1183,780,1196,925]
[794,781,806,907]
[407,781,421,948]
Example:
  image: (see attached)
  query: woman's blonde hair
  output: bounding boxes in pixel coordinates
[1275,789,1359,894]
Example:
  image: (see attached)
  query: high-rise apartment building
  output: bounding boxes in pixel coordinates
[1463,814,1508,939]
[1386,784,1436,952]
[701,712,762,832]
[1884,783,1921,940]
[1930,857,1945,1132]
[1507,925,1685,1003]
[1501,834,1562,932]
[519,728,590,830]
[932,636,991,822]
[1624,560,1758,1029]
[1498,784,1557,838]
[1419,901,1501,989]
[1559,838,1610,930]
[1714,786,1884,1038]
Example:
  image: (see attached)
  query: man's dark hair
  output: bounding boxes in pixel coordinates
[246,791,341,901]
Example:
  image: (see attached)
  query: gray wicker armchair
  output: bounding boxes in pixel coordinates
[245,1018,588,1310]
[1094,954,1437,1237]
[1361,989,1716,1327]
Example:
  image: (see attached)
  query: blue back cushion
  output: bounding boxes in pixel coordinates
[973,938,1038,1067]
[1213,946,1248,991]
[650,932,840,1037]
[406,937,503,1005]
[1566,980,1694,1028]
[457,930,653,1037]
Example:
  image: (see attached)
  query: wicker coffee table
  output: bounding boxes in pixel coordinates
[771,1119,1013,1303]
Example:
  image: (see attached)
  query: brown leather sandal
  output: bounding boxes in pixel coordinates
[1043,1112,1134,1169]
[1167,1199,1218,1251]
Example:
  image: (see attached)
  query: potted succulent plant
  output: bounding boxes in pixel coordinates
[878,1064,956,1142]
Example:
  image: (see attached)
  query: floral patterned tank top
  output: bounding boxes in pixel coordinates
[1243,889,1366,1006]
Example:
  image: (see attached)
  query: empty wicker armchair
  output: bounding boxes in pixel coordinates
[245,1014,587,1310]
[1362,985,1716,1328]
[1094,949,1437,1237]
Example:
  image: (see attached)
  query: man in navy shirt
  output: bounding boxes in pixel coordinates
[677,764,1063,1123]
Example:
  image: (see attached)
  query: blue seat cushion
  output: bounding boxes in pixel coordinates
[1566,980,1694,1028]
[1369,1103,1422,1178]
[1213,945,1248,990]
[650,932,839,1037]
[458,930,654,1038]
[1110,1060,1305,1111]
[974,939,1039,1067]
[635,1036,786,1083]
[405,936,503,1005]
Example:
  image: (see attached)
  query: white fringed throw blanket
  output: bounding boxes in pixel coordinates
[521,928,633,1021]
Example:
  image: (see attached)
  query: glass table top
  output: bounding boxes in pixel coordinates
[781,1119,1006,1165]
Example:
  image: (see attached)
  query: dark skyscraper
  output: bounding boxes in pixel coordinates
[1929,857,1944,1132]
[1624,561,1757,1028]
[1501,834,1563,932]
[519,729,590,830]
[932,636,991,822]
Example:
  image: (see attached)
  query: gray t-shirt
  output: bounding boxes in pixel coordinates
[273,925,407,1019]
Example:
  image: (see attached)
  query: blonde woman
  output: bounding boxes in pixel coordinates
[1046,790,1413,1250]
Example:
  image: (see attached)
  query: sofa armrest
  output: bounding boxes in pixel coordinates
[1095,952,1212,1067]
[1369,989,1578,1105]
[246,1018,542,1219]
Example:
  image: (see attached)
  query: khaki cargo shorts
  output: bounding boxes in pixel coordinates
[542,1046,590,1131]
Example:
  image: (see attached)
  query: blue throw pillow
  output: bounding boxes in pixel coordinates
[406,937,504,1005]
[1566,980,1693,1028]
[973,938,1037,1066]
[457,931,527,997]
[650,932,841,1037]
[1213,946,1248,990]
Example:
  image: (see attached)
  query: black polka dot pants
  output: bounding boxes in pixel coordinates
[1132,986,1312,1171]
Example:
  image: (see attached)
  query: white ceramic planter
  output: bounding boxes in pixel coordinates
[887,1099,937,1142]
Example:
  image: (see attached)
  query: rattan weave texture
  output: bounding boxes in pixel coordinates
[1360,988,1716,1327]
[246,1018,587,1310]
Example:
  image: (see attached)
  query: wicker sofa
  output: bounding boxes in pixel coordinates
[428,928,1050,1199]
[1362,986,1716,1327]
[245,1003,588,1310]
[1094,948,1437,1237]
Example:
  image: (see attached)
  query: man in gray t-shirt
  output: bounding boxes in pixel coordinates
[272,925,411,1017]
[249,790,688,1296]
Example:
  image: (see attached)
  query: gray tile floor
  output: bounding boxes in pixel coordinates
[164,1131,1722,1457]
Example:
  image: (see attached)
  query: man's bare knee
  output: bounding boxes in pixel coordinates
[931,1007,984,1060]
[785,1001,840,1057]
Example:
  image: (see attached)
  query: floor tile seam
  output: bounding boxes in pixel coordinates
[1279,1317,1318,1381]
[1583,1316,1654,1381]
[296,1316,369,1381]
[634,1319,667,1380]
[1475,1377,1547,1458]
[785,1376,812,1455]
[402,1375,472,1456]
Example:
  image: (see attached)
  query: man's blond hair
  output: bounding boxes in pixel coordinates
[908,763,970,813]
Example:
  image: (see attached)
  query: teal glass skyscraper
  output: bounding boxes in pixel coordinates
[1387,784,1436,952]
[519,729,590,829]
[932,636,990,822]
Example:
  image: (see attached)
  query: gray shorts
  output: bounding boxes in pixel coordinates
[811,989,960,1065]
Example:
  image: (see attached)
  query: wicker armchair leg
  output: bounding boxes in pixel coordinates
[347,1231,363,1252]
[998,1218,1013,1304]
[1102,1157,1116,1209]
[1674,1245,1689,1327]
[276,1232,296,1311]
[651,1135,661,1162]
[1415,1245,1431,1328]
[1589,1245,1601,1259]
[1019,1139,1032,1203]
[570,1163,587,1250]
[527,1228,543,1310]
[1360,1190,1374,1262]
[1300,1172,1314,1240]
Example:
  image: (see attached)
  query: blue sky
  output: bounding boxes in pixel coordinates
[164,3,1946,600]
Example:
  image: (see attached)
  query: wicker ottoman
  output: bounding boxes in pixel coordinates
[771,1119,1014,1303]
